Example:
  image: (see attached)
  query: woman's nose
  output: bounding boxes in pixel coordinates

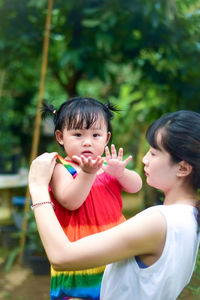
[142,153,148,165]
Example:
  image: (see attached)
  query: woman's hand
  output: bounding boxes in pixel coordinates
[28,152,58,192]
[102,144,132,179]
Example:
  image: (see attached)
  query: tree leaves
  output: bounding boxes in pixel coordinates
[0,0,200,162]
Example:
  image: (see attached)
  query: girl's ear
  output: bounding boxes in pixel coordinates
[106,132,111,145]
[55,130,64,146]
[177,161,193,177]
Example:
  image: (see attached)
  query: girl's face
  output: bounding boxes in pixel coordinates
[55,116,111,160]
[142,133,179,193]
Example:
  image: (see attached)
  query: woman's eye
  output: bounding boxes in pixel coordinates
[150,150,156,156]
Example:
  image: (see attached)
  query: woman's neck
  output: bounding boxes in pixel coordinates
[163,186,197,207]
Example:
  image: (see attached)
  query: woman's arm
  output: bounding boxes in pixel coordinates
[29,153,166,271]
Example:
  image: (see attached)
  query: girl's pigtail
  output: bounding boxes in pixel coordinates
[104,102,120,119]
[41,102,57,121]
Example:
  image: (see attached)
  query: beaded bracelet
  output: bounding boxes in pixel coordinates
[31,201,55,210]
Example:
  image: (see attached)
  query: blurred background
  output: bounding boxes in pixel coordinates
[1,0,200,172]
[0,0,200,299]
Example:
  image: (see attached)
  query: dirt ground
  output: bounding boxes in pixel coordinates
[0,263,50,300]
[0,263,200,300]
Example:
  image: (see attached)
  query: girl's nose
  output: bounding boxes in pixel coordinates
[82,138,92,146]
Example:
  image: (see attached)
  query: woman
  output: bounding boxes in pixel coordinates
[29,110,200,300]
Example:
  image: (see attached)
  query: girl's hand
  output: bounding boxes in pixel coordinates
[28,152,58,190]
[102,144,132,179]
[72,155,104,174]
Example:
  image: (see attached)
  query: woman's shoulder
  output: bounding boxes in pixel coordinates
[144,204,199,234]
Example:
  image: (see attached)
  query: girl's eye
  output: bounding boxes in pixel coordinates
[93,133,100,137]
[75,133,81,137]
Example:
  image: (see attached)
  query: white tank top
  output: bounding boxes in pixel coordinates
[100,204,200,300]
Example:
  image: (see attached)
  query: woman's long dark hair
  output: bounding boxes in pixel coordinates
[146,110,200,225]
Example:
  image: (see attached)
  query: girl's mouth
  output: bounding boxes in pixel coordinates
[81,151,93,157]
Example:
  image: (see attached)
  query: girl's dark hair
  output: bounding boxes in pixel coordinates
[42,96,119,135]
[146,110,200,225]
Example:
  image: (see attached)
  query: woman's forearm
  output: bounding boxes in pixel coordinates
[31,186,116,271]
[30,185,71,266]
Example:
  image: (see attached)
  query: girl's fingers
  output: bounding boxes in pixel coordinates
[96,156,104,167]
[86,156,92,164]
[72,155,82,164]
[105,146,111,159]
[75,155,103,169]
[90,156,103,167]
[123,155,132,166]
[81,155,93,167]
[118,148,123,161]
[111,144,117,159]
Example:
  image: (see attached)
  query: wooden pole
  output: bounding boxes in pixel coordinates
[18,0,54,263]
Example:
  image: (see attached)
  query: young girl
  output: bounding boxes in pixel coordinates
[41,97,143,300]
[29,110,200,300]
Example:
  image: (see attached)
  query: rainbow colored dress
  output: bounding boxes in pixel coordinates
[49,155,126,300]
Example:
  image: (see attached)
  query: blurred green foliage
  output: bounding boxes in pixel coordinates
[0,0,200,167]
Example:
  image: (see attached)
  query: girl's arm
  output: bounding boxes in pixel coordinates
[103,145,142,193]
[51,155,104,210]
[29,153,166,271]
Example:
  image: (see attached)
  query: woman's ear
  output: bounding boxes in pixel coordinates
[55,130,64,146]
[106,132,111,145]
[177,161,193,178]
